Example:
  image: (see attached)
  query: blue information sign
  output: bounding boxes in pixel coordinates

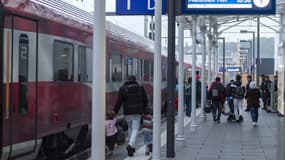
[226,67,241,72]
[181,0,275,14]
[116,0,167,15]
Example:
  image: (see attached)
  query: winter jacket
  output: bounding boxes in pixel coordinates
[114,81,148,115]
[142,114,153,133]
[208,82,226,102]
[245,88,261,108]
[233,81,245,99]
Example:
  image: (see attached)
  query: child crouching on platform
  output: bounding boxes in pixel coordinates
[142,108,153,155]
[105,111,117,156]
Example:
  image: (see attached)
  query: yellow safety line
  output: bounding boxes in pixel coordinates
[5,31,11,119]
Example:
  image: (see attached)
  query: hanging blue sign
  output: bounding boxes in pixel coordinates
[227,67,241,72]
[116,0,167,15]
[181,0,275,15]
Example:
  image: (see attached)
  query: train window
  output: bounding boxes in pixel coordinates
[143,60,150,81]
[151,61,154,81]
[125,57,139,80]
[132,58,139,80]
[125,57,133,78]
[106,55,110,82]
[19,34,29,115]
[162,64,167,81]
[53,40,74,82]
[112,54,122,82]
[78,45,87,82]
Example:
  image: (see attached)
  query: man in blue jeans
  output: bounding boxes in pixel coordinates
[208,77,226,123]
[115,75,148,157]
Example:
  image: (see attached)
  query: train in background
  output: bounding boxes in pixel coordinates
[0,0,207,159]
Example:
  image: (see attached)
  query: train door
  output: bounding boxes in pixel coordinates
[2,14,39,159]
[0,2,4,158]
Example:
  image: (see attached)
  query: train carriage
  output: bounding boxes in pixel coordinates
[0,0,201,159]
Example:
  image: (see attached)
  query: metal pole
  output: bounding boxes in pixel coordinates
[177,16,185,141]
[208,17,213,87]
[249,41,252,75]
[92,0,105,159]
[256,17,260,87]
[151,16,155,40]
[166,0,176,157]
[252,32,255,80]
[213,26,218,80]
[222,38,225,85]
[153,0,162,158]
[208,44,212,87]
[191,16,197,127]
[144,16,148,38]
[277,12,285,160]
[200,16,206,119]
[213,46,217,79]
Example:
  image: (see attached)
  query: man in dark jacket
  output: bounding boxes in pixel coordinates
[226,80,235,121]
[233,74,245,122]
[245,75,252,112]
[261,75,272,111]
[209,77,225,123]
[114,75,148,157]
[260,74,267,110]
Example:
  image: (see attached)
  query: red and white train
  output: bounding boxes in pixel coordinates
[0,0,206,159]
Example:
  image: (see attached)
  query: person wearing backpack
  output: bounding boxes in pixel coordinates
[114,75,148,157]
[184,77,192,117]
[208,77,226,123]
[225,80,236,121]
[233,74,245,122]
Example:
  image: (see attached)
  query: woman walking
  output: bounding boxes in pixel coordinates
[245,82,261,126]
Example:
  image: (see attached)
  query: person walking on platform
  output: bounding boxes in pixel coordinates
[105,111,117,156]
[264,75,272,111]
[184,77,192,117]
[196,71,202,108]
[245,75,252,112]
[225,80,236,121]
[233,74,245,122]
[245,82,261,126]
[209,77,226,123]
[260,74,267,110]
[142,108,153,155]
[114,75,148,157]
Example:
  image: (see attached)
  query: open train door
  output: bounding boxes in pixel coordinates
[1,12,40,159]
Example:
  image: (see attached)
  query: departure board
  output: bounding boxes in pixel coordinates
[181,0,275,14]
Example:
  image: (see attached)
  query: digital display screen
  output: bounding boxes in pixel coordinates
[182,0,275,14]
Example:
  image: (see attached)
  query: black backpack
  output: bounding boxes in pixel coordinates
[235,85,244,99]
[123,83,144,114]
[184,83,191,96]
[211,83,221,100]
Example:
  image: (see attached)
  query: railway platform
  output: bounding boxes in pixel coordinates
[88,106,283,160]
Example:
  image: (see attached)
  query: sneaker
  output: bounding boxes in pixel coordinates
[217,119,220,123]
[253,122,257,127]
[126,145,135,157]
[145,152,150,155]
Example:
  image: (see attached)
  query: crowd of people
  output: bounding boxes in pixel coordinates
[206,74,277,126]
[103,73,277,157]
